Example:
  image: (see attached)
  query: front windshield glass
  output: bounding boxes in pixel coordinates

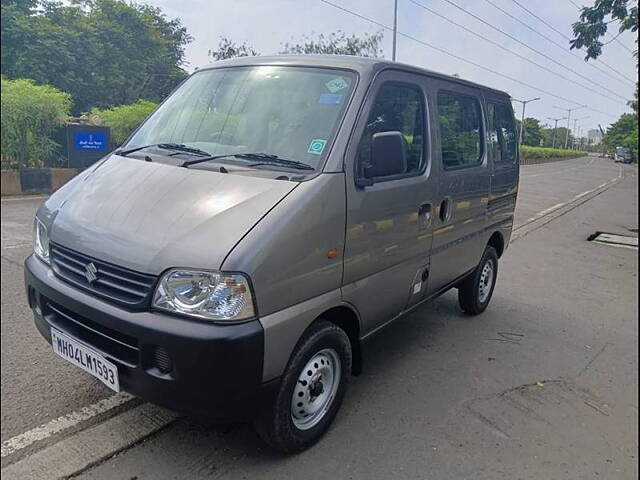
[125,65,356,169]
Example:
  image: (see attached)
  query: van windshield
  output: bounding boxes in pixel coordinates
[124,66,356,170]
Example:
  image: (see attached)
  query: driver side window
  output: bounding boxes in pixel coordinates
[356,82,425,179]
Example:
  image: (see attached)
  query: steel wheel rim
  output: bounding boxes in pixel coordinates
[478,258,494,303]
[291,348,341,430]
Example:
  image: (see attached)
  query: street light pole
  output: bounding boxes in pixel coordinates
[572,115,590,150]
[547,116,567,149]
[554,105,587,149]
[392,0,398,61]
[513,97,540,146]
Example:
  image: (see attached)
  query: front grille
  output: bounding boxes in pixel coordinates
[50,243,156,309]
[43,298,139,366]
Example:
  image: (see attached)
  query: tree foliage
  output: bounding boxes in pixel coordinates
[209,37,259,61]
[90,99,158,145]
[1,0,192,113]
[603,113,638,159]
[281,30,384,57]
[208,30,385,62]
[570,0,638,60]
[541,126,574,149]
[1,76,71,168]
[515,117,545,146]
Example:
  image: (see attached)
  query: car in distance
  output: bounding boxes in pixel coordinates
[25,55,519,452]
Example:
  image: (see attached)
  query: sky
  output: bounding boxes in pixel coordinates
[151,0,638,135]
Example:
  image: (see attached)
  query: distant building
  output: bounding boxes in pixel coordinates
[588,129,603,145]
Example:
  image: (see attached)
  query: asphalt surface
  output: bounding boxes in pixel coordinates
[1,155,637,479]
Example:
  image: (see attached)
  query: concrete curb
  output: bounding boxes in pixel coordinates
[1,168,80,196]
[0,404,180,480]
[512,164,624,242]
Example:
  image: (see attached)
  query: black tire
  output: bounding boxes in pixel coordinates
[254,320,352,453]
[458,246,498,315]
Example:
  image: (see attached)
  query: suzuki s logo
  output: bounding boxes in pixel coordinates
[84,262,98,283]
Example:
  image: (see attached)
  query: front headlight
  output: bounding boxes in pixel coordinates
[152,269,256,322]
[33,217,50,264]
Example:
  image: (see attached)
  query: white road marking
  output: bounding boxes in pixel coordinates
[1,242,32,250]
[573,190,592,200]
[535,202,566,217]
[1,392,133,458]
[598,183,608,188]
[1,403,179,480]
[0,195,48,203]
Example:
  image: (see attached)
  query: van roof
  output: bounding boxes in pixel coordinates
[197,54,511,98]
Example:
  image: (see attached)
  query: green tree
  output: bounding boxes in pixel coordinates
[603,113,638,159]
[1,0,192,113]
[570,0,638,112]
[1,77,71,168]
[280,30,384,57]
[208,30,385,62]
[570,0,638,60]
[540,126,574,149]
[90,100,158,145]
[209,37,259,61]
[515,117,544,146]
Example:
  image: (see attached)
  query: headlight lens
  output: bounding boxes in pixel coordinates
[153,269,255,322]
[33,217,50,264]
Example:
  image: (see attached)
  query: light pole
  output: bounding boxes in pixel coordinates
[513,97,540,147]
[572,116,589,150]
[546,116,566,149]
[554,105,587,149]
[392,0,398,61]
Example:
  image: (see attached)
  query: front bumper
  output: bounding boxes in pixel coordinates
[24,254,278,420]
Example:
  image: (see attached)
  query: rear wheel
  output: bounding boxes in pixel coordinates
[254,320,351,453]
[458,246,498,315]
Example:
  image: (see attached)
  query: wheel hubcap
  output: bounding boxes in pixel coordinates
[478,259,494,303]
[291,348,341,430]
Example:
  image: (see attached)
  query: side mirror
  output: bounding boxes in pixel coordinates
[360,131,407,185]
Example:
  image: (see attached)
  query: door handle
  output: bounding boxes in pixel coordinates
[439,197,453,223]
[418,203,432,229]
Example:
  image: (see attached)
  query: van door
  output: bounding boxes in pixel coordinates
[427,81,490,294]
[342,70,436,335]
[485,96,519,234]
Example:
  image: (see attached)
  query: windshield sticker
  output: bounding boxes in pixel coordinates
[325,77,349,93]
[308,139,327,155]
[318,93,343,105]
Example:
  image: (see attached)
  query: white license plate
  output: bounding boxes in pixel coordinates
[51,329,120,392]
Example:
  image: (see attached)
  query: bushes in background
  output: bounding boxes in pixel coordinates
[520,145,586,159]
[90,100,158,145]
[1,77,71,169]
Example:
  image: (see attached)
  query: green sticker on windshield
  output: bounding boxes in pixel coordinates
[308,139,327,155]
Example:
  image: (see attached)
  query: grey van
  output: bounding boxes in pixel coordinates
[25,55,518,452]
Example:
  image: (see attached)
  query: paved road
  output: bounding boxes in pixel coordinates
[1,155,637,478]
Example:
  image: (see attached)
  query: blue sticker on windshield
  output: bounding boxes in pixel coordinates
[308,139,327,155]
[318,93,342,105]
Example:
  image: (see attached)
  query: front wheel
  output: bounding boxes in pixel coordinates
[254,320,352,453]
[458,246,498,315]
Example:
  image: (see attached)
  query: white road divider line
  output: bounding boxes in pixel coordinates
[1,392,134,458]
[573,191,592,200]
[534,202,566,217]
[1,242,32,250]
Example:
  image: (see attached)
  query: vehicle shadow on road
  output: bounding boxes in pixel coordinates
[162,294,474,465]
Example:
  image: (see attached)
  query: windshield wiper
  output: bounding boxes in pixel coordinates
[116,143,212,157]
[182,152,315,171]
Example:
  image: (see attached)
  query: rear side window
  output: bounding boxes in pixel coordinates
[437,91,483,169]
[357,83,425,177]
[488,102,518,163]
